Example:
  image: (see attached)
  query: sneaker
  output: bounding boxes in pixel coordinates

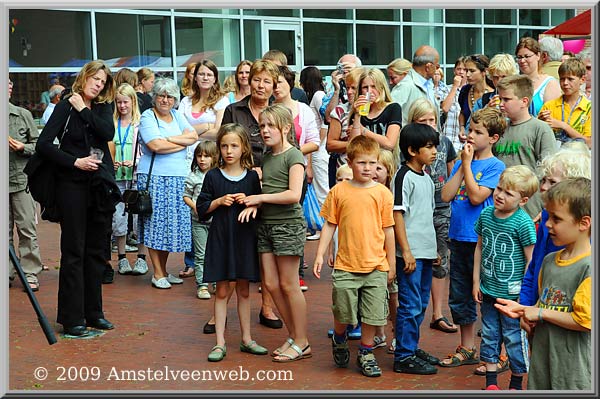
[348,324,362,340]
[357,351,382,377]
[394,355,438,375]
[415,348,440,365]
[306,232,321,241]
[125,244,138,252]
[197,286,211,300]
[102,265,115,284]
[373,335,387,349]
[299,278,308,292]
[131,258,148,275]
[166,274,183,284]
[387,338,397,354]
[117,258,132,275]
[485,385,501,390]
[331,336,350,368]
[126,234,139,246]
[151,276,171,289]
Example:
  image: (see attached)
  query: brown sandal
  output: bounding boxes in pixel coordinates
[474,354,510,375]
[439,346,480,367]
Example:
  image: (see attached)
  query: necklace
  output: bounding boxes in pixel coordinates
[469,86,476,109]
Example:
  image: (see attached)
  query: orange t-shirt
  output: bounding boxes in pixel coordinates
[321,181,395,273]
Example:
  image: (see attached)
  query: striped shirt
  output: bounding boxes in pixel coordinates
[475,206,536,300]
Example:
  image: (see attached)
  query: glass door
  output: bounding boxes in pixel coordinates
[262,21,302,71]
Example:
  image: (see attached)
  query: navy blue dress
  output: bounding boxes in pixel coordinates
[197,168,261,282]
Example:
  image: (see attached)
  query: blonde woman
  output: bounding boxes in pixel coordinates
[180,62,198,98]
[387,58,412,88]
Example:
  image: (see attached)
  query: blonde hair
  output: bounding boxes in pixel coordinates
[216,123,254,170]
[181,62,197,97]
[356,68,392,107]
[470,107,507,137]
[387,58,412,75]
[259,104,296,147]
[113,83,140,125]
[71,60,114,104]
[540,147,591,180]
[222,74,236,93]
[488,54,518,77]
[336,164,353,180]
[407,98,438,125]
[498,165,539,198]
[543,177,591,222]
[378,149,396,189]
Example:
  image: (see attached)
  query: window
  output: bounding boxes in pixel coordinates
[303,9,352,19]
[175,9,239,15]
[96,13,172,68]
[356,25,400,65]
[446,9,481,24]
[402,26,443,63]
[551,9,576,26]
[519,9,549,26]
[484,29,517,59]
[175,17,240,67]
[243,9,299,17]
[403,9,442,23]
[304,22,352,66]
[9,9,92,67]
[446,27,482,64]
[243,20,262,62]
[484,9,516,25]
[356,9,400,21]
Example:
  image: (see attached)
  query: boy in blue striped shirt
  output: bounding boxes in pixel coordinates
[472,165,538,390]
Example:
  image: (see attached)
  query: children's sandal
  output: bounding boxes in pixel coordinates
[438,346,479,367]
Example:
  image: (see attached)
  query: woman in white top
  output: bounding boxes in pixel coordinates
[515,37,561,116]
[178,60,229,143]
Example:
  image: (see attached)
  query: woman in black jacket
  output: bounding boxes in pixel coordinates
[36,60,117,337]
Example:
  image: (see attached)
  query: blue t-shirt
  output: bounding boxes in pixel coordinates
[448,156,505,242]
[138,108,194,177]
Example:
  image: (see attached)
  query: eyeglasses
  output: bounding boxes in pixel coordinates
[428,62,441,69]
[516,54,536,61]
[156,94,175,101]
[197,73,214,78]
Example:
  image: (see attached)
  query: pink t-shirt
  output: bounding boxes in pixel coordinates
[293,114,302,144]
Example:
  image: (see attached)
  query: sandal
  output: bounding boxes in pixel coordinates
[429,317,458,333]
[373,335,387,349]
[272,342,311,363]
[332,336,350,368]
[439,346,479,367]
[474,354,510,375]
[357,352,382,377]
[208,345,227,362]
[387,338,396,354]
[178,267,195,278]
[26,281,40,292]
[272,337,294,357]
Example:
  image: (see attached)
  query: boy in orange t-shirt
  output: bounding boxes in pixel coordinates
[314,135,395,378]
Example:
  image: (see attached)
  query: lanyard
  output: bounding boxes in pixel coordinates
[117,117,132,161]
[561,96,582,125]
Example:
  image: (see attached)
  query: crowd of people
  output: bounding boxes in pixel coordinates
[8,36,592,390]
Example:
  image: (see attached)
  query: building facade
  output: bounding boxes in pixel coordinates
[9,8,578,120]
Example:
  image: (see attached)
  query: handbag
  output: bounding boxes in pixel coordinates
[122,113,157,216]
[302,183,324,232]
[24,108,72,223]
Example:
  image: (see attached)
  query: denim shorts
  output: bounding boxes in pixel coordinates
[257,222,306,257]
[433,207,450,279]
[448,240,478,325]
[480,295,529,374]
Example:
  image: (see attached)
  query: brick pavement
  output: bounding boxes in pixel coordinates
[8,220,517,392]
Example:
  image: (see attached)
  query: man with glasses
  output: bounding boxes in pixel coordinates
[391,45,441,128]
[8,77,44,292]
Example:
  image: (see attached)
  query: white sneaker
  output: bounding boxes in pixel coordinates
[197,286,211,299]
[131,258,148,275]
[151,276,171,289]
[166,273,183,284]
[117,258,132,275]
[306,232,321,241]
[125,244,138,252]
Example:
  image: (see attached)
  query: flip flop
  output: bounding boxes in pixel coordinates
[430,317,458,333]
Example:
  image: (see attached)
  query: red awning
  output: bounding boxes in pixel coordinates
[544,9,591,36]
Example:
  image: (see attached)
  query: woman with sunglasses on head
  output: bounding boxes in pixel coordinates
[457,54,495,143]
[515,37,561,117]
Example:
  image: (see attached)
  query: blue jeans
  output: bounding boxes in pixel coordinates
[448,240,478,325]
[394,257,433,360]
[480,295,529,374]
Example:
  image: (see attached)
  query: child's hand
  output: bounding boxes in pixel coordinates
[121,160,133,168]
[232,193,247,204]
[238,206,258,223]
[432,254,441,266]
[313,257,324,279]
[520,316,535,335]
[461,143,474,164]
[219,194,236,207]
[387,266,396,285]
[494,298,525,318]
[522,306,541,324]
[472,284,482,304]
[243,194,263,207]
[538,110,551,121]
[113,161,122,171]
[327,253,334,267]
[401,252,416,273]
